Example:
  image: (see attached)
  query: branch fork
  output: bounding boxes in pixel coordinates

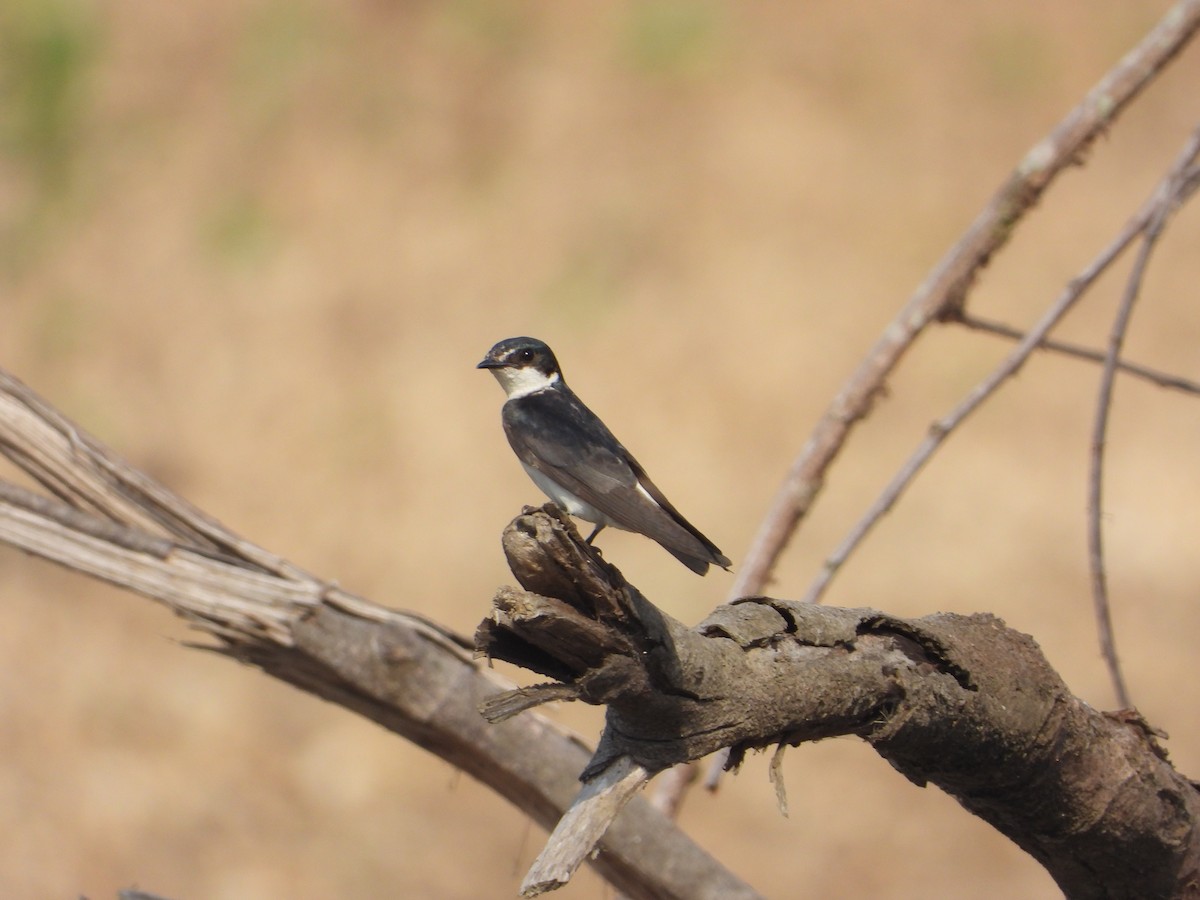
[479,507,1200,898]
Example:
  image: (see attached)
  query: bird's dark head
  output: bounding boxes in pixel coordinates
[477,337,563,398]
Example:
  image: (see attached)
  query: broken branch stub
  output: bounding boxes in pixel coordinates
[477,507,1200,899]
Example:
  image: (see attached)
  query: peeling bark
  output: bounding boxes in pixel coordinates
[479,507,1200,899]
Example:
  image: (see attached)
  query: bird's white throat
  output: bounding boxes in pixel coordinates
[489,366,560,399]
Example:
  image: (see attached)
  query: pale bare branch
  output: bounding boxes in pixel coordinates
[802,124,1200,606]
[0,372,758,900]
[730,0,1200,602]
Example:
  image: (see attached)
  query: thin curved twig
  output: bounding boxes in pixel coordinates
[728,0,1200,603]
[1087,134,1200,709]
[802,124,1200,608]
[956,313,1200,397]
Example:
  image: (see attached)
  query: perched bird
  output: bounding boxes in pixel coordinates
[478,336,731,575]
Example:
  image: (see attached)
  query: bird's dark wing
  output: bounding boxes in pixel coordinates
[502,388,730,574]
[623,455,731,570]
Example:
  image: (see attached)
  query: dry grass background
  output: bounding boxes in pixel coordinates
[1,1,1199,898]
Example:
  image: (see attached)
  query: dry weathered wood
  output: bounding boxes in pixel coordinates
[479,508,1200,899]
[0,369,760,900]
[520,756,649,897]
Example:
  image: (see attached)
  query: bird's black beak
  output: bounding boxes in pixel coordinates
[477,356,503,369]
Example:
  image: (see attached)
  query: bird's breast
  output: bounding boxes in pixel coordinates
[521,463,621,528]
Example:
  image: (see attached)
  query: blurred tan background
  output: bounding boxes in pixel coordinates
[2,1,1199,897]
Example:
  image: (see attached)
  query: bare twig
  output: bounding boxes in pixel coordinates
[956,313,1200,397]
[1087,126,1200,709]
[729,0,1200,602]
[802,124,1200,607]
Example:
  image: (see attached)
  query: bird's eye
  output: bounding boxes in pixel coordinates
[517,349,534,363]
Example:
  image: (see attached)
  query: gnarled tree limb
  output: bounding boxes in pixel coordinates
[480,508,1200,899]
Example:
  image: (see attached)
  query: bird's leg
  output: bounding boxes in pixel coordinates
[585,524,605,544]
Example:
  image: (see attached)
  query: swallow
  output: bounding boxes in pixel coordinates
[478,336,731,575]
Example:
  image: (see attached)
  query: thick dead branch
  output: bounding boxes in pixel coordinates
[480,508,1200,899]
[0,369,758,900]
